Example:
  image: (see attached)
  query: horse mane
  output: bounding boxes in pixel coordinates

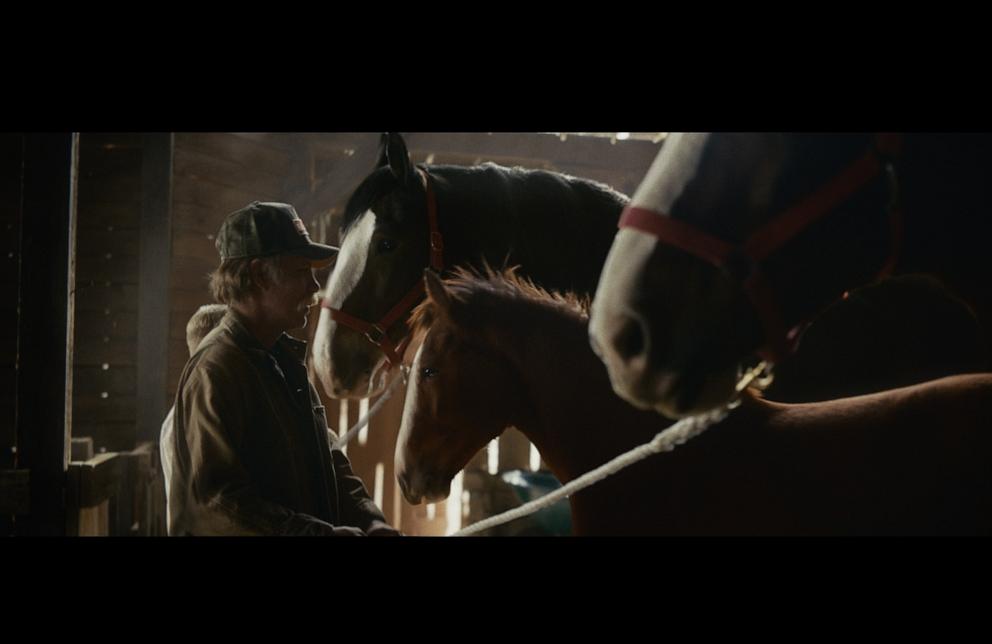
[408,264,590,338]
[342,162,628,237]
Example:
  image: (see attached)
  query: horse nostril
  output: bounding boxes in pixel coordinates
[612,314,647,362]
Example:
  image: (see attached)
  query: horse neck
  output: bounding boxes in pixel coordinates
[481,297,668,483]
[432,166,626,295]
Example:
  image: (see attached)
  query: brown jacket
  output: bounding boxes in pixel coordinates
[166,311,392,536]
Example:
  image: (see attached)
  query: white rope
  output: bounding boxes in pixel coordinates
[452,404,732,536]
[332,366,408,451]
[452,361,770,537]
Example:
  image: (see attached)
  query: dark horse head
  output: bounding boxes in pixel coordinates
[589,133,901,419]
[313,133,433,398]
[315,133,628,399]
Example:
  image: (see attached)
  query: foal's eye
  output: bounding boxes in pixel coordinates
[376,238,397,254]
[421,367,438,379]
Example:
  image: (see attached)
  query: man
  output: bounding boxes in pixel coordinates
[160,303,228,530]
[167,201,399,536]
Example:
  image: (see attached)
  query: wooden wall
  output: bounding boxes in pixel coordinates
[72,134,143,451]
[0,135,23,535]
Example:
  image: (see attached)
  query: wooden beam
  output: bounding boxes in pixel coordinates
[292,134,381,220]
[15,133,78,536]
[136,134,173,444]
[68,452,124,508]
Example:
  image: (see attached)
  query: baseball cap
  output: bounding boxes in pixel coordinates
[215,201,339,266]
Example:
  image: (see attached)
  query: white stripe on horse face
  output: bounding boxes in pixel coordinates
[631,132,710,214]
[325,209,377,309]
[395,337,426,472]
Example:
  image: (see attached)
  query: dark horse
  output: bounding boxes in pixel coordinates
[589,133,992,418]
[396,269,992,535]
[313,133,628,399]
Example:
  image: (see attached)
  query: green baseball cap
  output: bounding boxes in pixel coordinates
[215,201,339,265]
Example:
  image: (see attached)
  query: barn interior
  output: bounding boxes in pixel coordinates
[0,132,665,537]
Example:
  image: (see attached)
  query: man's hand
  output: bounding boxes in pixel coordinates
[366,521,402,537]
[330,526,367,537]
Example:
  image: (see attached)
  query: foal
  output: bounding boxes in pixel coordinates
[395,268,992,535]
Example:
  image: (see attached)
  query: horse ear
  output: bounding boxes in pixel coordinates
[424,268,453,315]
[377,132,415,185]
[375,133,390,169]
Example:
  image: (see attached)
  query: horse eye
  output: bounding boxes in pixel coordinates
[421,367,438,379]
[376,238,397,254]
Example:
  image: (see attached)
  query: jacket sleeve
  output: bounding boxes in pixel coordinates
[180,360,363,537]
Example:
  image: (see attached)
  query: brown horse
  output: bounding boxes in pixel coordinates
[395,268,992,535]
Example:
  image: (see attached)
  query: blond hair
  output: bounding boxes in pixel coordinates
[186,304,228,355]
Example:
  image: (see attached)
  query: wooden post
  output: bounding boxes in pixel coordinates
[15,133,79,536]
[136,134,173,444]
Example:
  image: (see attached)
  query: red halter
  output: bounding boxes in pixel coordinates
[618,133,904,363]
[321,167,444,368]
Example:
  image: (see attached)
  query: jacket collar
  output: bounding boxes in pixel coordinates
[222,310,310,365]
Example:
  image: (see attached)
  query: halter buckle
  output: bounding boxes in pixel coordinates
[365,324,388,346]
[430,231,444,253]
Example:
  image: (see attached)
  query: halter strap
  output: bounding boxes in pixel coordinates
[618,133,903,363]
[321,166,444,369]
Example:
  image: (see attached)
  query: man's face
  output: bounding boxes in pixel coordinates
[259,255,321,332]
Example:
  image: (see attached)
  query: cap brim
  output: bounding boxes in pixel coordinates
[292,242,339,268]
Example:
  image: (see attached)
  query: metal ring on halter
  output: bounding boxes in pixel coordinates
[364,324,388,346]
[430,231,444,252]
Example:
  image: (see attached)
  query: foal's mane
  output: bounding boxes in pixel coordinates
[408,265,590,338]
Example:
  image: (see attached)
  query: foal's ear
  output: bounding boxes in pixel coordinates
[376,132,416,186]
[424,268,452,313]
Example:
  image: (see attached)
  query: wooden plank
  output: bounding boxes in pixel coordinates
[75,252,140,284]
[71,437,94,461]
[175,133,293,175]
[174,147,287,197]
[171,202,228,235]
[172,228,220,262]
[498,428,532,471]
[78,146,143,179]
[136,134,174,445]
[77,172,143,205]
[15,133,78,535]
[169,256,216,293]
[173,175,284,214]
[68,452,124,507]
[73,393,136,423]
[229,132,301,153]
[73,365,136,396]
[75,309,138,339]
[73,337,137,365]
[76,227,140,255]
[78,133,144,150]
[292,138,381,220]
[0,135,20,472]
[74,283,139,312]
[72,422,137,453]
[76,201,142,229]
[170,287,215,313]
